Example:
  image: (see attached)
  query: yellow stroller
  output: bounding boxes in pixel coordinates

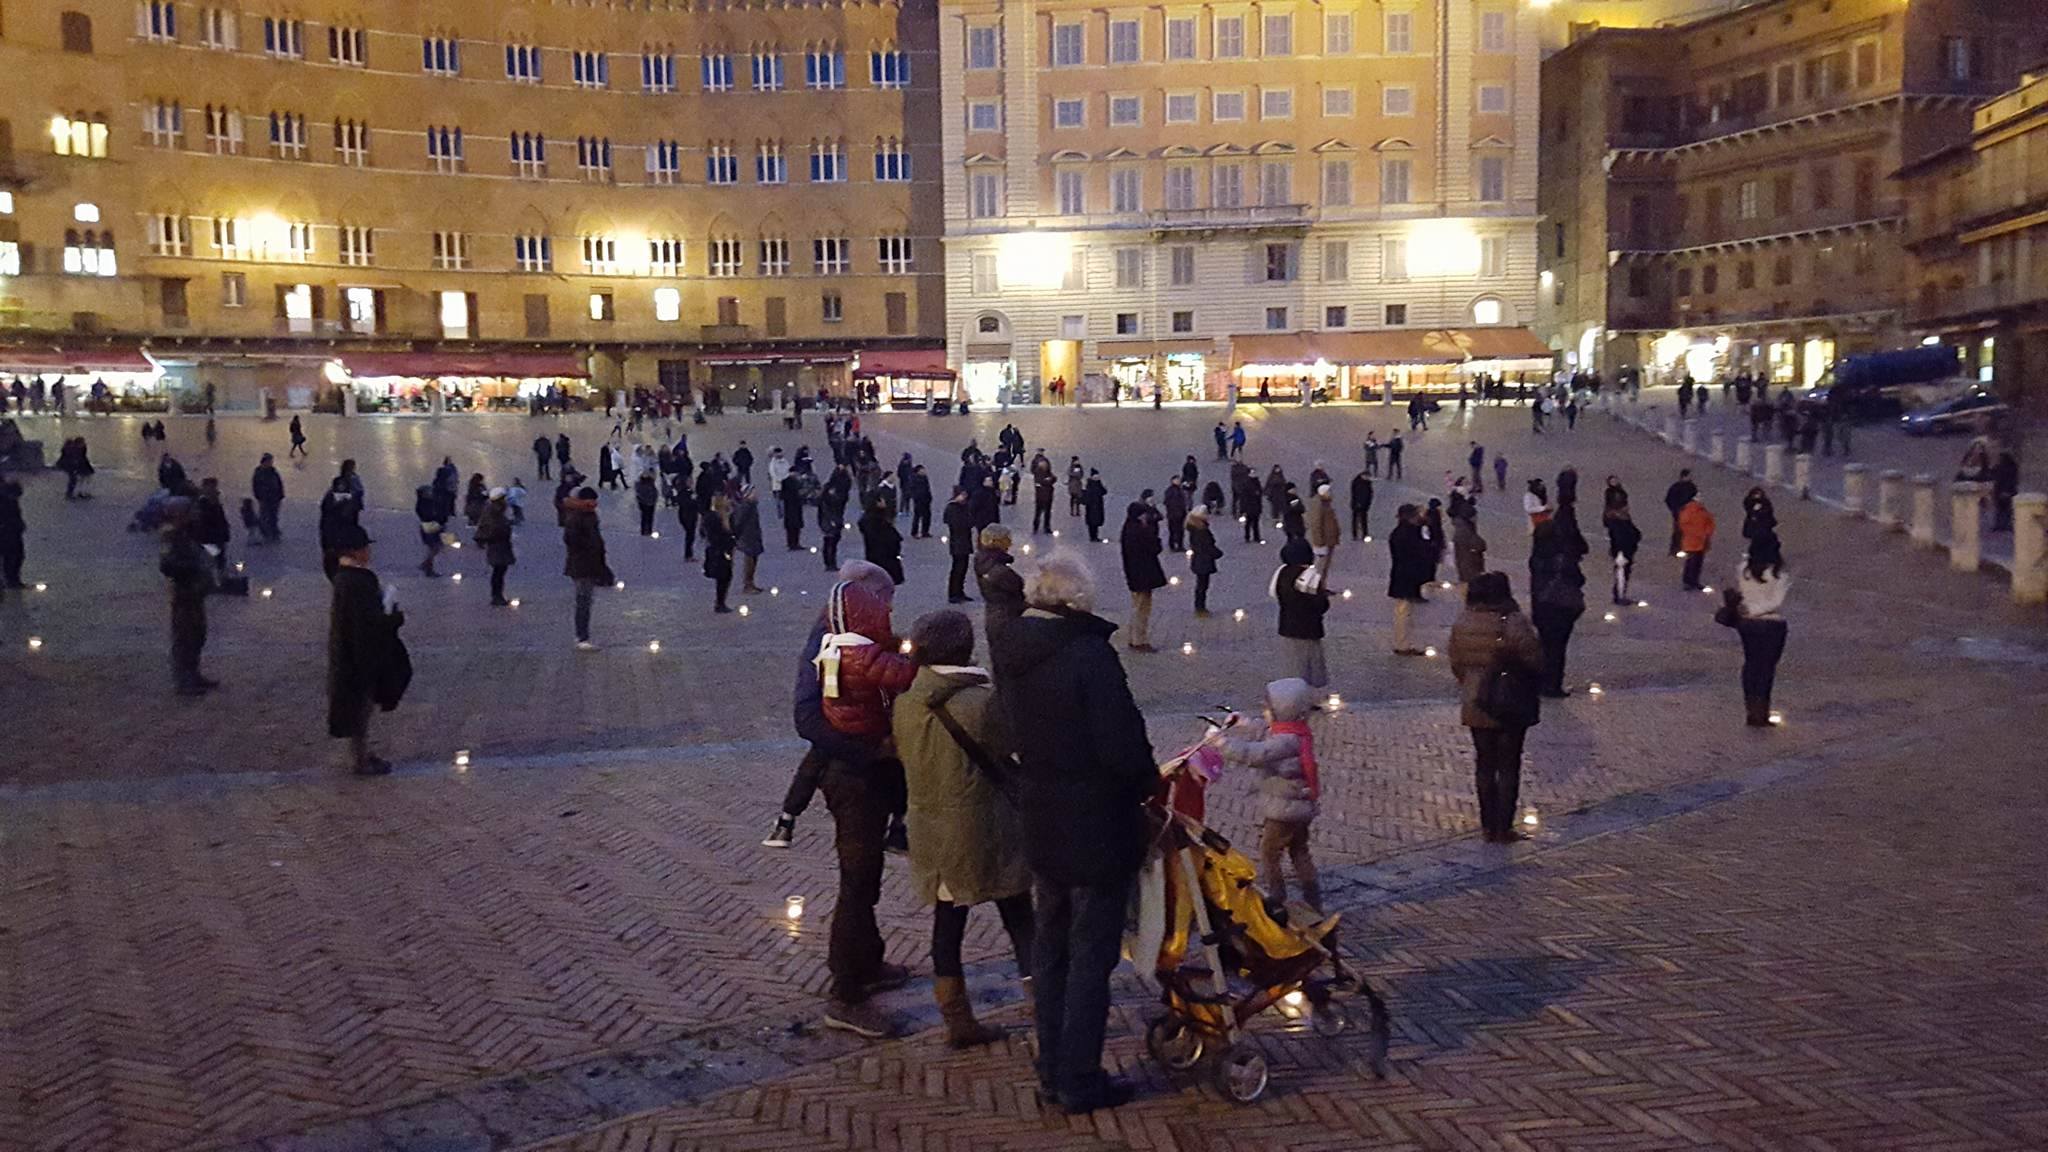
[1128,719,1390,1102]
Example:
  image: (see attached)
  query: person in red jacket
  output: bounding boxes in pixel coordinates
[813,578,920,1038]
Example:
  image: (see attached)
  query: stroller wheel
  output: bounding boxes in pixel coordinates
[1145,1017,1206,1071]
[1310,1000,1349,1038]
[1216,1046,1269,1104]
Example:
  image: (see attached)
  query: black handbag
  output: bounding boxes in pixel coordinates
[1475,653,1541,728]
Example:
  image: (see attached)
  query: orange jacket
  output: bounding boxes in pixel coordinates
[1677,501,1716,553]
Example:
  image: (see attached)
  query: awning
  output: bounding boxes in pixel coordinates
[1230,328,1550,370]
[342,351,590,379]
[0,345,156,374]
[853,347,954,381]
[1095,339,1219,359]
[700,351,853,366]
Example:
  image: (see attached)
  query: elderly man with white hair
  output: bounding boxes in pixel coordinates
[989,550,1157,1114]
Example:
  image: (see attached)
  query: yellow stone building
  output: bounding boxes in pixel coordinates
[0,0,946,409]
[936,0,1548,406]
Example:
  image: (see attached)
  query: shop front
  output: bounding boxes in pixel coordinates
[1096,340,1219,403]
[1229,328,1552,401]
[339,350,593,413]
[0,345,165,411]
[853,348,958,411]
[701,352,851,411]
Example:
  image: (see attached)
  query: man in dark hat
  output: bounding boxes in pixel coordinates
[328,524,405,775]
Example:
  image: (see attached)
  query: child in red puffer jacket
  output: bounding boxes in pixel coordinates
[815,580,918,741]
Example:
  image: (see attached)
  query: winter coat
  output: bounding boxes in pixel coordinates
[317,490,358,550]
[1082,479,1108,527]
[732,499,764,557]
[859,507,902,569]
[891,666,1033,906]
[974,547,1026,635]
[1736,566,1790,619]
[1606,515,1642,559]
[701,511,734,579]
[327,565,406,737]
[816,580,916,740]
[1264,472,1289,520]
[1678,501,1716,554]
[252,465,284,505]
[1452,516,1487,584]
[195,495,232,549]
[1163,484,1189,530]
[1308,495,1340,549]
[1120,504,1167,592]
[474,501,515,567]
[561,499,614,583]
[989,607,1157,886]
[819,477,850,535]
[1274,563,1330,640]
[1528,529,1587,614]
[1386,521,1434,600]
[1448,602,1544,729]
[1215,679,1319,823]
[943,500,975,555]
[634,474,659,510]
[1189,522,1222,575]
[1664,479,1698,516]
[968,483,1000,530]
[464,481,489,525]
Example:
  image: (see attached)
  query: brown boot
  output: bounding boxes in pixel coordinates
[935,977,1003,1048]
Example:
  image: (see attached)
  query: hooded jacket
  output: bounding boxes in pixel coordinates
[990,607,1158,885]
[816,581,916,740]
[1215,678,1320,823]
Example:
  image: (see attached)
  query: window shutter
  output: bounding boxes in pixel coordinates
[465,292,479,337]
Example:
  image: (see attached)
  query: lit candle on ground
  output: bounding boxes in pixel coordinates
[648,640,661,653]
[785,895,806,920]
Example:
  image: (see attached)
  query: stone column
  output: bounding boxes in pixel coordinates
[1841,463,1867,515]
[1708,429,1726,464]
[429,387,446,417]
[1662,411,1679,442]
[1909,474,1938,546]
[1876,469,1905,529]
[1735,438,1753,471]
[1681,420,1698,453]
[1793,453,1812,499]
[1949,482,1985,572]
[342,387,357,418]
[2012,493,2048,604]
[1763,443,1785,486]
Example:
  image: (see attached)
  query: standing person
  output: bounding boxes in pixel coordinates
[1066,456,1086,516]
[0,479,25,590]
[1678,493,1716,591]
[317,476,359,581]
[733,485,765,593]
[1214,422,1229,460]
[1180,455,1200,490]
[702,494,736,612]
[1740,487,1777,545]
[1468,442,1486,493]
[1235,465,1265,544]
[987,552,1156,1114]
[159,499,217,697]
[1031,457,1056,534]
[463,474,489,527]
[1307,484,1340,577]
[1990,450,2019,532]
[475,489,516,606]
[780,467,807,550]
[1263,466,1289,524]
[1493,452,1509,494]
[1604,494,1642,606]
[859,496,905,584]
[1082,470,1108,542]
[1229,421,1247,459]
[533,434,553,480]
[733,440,755,486]
[635,471,660,537]
[555,432,572,476]
[1386,431,1405,479]
[819,465,850,569]
[561,487,614,649]
[288,414,308,459]
[968,474,1001,532]
[1452,502,1487,595]
[1163,478,1189,554]
[974,524,1025,645]
[1349,468,1374,541]
[1119,500,1166,652]
[907,464,934,538]
[1522,478,1552,532]
[1187,507,1221,616]
[674,472,699,560]
[1364,433,1380,477]
[326,525,407,776]
[1527,520,1587,698]
[195,478,233,576]
[414,485,447,577]
[1449,572,1544,842]
[943,488,975,603]
[1386,504,1432,655]
[251,454,285,543]
[1273,537,1331,687]
[1722,532,1790,727]
[1210,678,1323,910]
[1663,469,1697,556]
[890,609,1037,1048]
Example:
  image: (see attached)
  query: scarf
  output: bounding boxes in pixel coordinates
[1269,719,1319,801]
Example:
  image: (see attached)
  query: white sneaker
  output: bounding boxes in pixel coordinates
[575,640,598,651]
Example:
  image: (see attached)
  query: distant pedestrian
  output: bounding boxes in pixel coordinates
[1677,493,1715,591]
[1468,442,1486,493]
[973,524,1025,645]
[288,415,308,459]
[734,485,765,593]
[1230,421,1247,459]
[860,498,905,584]
[1386,504,1432,655]
[562,487,614,648]
[475,489,515,605]
[1721,532,1790,727]
[1308,484,1340,576]
[415,485,445,577]
[1273,536,1331,686]
[635,471,660,536]
[1493,453,1508,493]
[1449,572,1544,842]
[1164,479,1189,553]
[944,488,975,603]
[1082,470,1108,542]
[1663,469,1698,556]
[1527,520,1587,697]
[1452,503,1487,594]
[533,435,553,480]
[251,453,284,542]
[1187,507,1221,615]
[327,525,408,775]
[703,494,736,612]
[1386,432,1405,479]
[159,499,217,696]
[1119,500,1166,651]
[1349,470,1374,540]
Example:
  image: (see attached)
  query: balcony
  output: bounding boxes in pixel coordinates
[1149,204,1313,234]
[1910,279,2048,326]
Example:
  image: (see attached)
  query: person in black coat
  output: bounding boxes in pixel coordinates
[1663,469,1698,556]
[1180,455,1199,490]
[1233,466,1264,544]
[1118,500,1166,651]
[533,435,554,480]
[1031,457,1057,534]
[733,441,755,486]
[160,500,216,696]
[1386,504,1433,655]
[1163,479,1189,554]
[327,525,404,775]
[702,496,736,612]
[0,479,25,589]
[1350,469,1374,540]
[968,475,1001,532]
[561,489,613,646]
[317,476,359,581]
[555,433,572,473]
[251,454,285,543]
[674,475,700,560]
[907,465,934,538]
[1201,479,1225,515]
[779,470,807,550]
[973,524,1025,644]
[819,466,851,569]
[1527,519,1588,697]
[1187,507,1221,615]
[1274,535,1331,686]
[1081,471,1108,542]
[987,553,1156,1115]
[195,478,233,575]
[860,499,904,584]
[943,488,975,602]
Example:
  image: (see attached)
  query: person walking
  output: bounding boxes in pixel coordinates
[1449,572,1544,842]
[702,494,736,612]
[820,466,850,570]
[533,435,553,480]
[327,525,407,775]
[0,479,25,590]
[1722,532,1790,727]
[674,473,699,560]
[555,433,572,476]
[860,496,905,584]
[1229,421,1247,459]
[475,488,516,605]
[1119,500,1166,652]
[987,553,1156,1114]
[1493,452,1509,494]
[1386,504,1432,655]
[1273,536,1331,686]
[1214,422,1229,461]
[943,488,975,603]
[890,609,1037,1048]
[160,498,217,696]
[414,485,446,578]
[1082,470,1108,542]
[562,487,613,649]
[1678,493,1715,591]
[1663,469,1698,557]
[1386,431,1405,479]
[634,471,660,537]
[1210,678,1323,909]
[1527,520,1587,698]
[1307,484,1340,577]
[251,454,285,543]
[1187,507,1221,616]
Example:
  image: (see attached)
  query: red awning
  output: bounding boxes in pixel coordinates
[0,346,155,374]
[342,351,590,379]
[853,348,954,381]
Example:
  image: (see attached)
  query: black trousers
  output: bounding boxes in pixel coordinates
[1387,457,1403,479]
[170,596,207,689]
[1737,618,1788,713]
[1471,726,1527,837]
[782,745,828,817]
[932,892,1035,980]
[258,499,282,541]
[785,516,802,550]
[1033,873,1132,1097]
[1194,570,1212,613]
[1242,511,1263,543]
[489,564,508,602]
[1351,507,1371,540]
[911,502,932,538]
[822,533,840,569]
[1167,522,1185,553]
[1530,603,1582,695]
[713,572,731,609]
[639,505,656,535]
[948,553,970,599]
[536,454,551,479]
[677,510,697,558]
[1682,550,1706,590]
[1668,514,1683,557]
[1033,499,1053,533]
[1,539,23,586]
[821,759,906,1003]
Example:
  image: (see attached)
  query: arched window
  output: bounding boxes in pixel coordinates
[1472,296,1503,325]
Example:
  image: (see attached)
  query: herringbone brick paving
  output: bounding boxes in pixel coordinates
[2,407,2043,1152]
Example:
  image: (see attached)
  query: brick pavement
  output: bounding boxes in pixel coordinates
[2,405,2045,1152]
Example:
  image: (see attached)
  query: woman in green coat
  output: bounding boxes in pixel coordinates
[890,608,1036,1047]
